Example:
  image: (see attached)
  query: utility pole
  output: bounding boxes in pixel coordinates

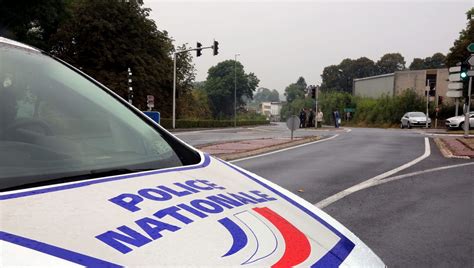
[127,67,133,105]
[464,73,472,137]
[425,79,430,128]
[234,53,240,128]
[315,85,319,129]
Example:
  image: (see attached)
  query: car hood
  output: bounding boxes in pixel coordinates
[0,154,384,267]
[446,116,465,121]
[409,116,429,121]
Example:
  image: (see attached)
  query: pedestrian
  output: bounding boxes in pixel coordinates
[299,109,306,128]
[305,108,310,128]
[333,110,341,128]
[317,109,323,128]
[308,109,315,128]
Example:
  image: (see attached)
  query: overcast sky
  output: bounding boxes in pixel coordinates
[144,0,472,95]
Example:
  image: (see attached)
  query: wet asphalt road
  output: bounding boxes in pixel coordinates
[177,125,473,267]
[173,122,341,146]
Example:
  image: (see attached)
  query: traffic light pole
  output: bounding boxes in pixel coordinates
[172,44,215,129]
[464,74,472,137]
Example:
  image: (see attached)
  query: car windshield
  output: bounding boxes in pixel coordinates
[0,44,199,191]
[410,112,425,117]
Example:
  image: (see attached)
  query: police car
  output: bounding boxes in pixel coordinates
[0,37,384,267]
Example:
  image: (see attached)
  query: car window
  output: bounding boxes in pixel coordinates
[0,44,200,190]
[410,112,425,117]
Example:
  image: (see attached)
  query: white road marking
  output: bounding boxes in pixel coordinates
[230,134,340,163]
[372,162,474,186]
[315,137,431,209]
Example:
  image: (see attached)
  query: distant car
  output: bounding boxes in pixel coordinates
[445,112,474,129]
[0,37,384,266]
[400,112,431,129]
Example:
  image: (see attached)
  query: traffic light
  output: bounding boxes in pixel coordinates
[311,86,316,99]
[213,40,219,56]
[196,42,202,57]
[429,80,436,96]
[460,61,469,81]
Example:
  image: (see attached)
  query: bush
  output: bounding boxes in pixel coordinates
[159,118,269,129]
[317,89,426,127]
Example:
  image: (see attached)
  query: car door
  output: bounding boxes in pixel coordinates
[470,113,474,127]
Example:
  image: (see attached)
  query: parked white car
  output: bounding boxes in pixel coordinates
[0,37,384,267]
[445,112,474,129]
[400,112,431,129]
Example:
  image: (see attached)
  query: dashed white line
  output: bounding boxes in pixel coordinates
[315,137,431,209]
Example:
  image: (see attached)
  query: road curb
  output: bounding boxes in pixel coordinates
[202,136,322,161]
[433,138,471,159]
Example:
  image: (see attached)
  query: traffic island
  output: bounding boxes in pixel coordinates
[197,136,321,161]
[434,137,474,159]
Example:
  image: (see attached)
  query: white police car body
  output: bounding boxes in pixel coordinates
[0,37,384,267]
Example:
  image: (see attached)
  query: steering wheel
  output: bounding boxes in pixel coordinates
[2,118,54,138]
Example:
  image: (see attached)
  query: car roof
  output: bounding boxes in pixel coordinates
[0,36,39,52]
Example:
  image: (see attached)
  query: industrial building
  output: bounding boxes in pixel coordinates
[353,68,450,106]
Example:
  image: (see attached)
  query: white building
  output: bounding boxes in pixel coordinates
[259,102,282,121]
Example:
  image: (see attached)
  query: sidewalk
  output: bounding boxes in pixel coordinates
[434,137,474,159]
[196,136,321,161]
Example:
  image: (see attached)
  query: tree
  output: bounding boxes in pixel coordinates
[321,57,377,92]
[254,88,280,103]
[284,77,307,103]
[50,0,194,115]
[203,60,259,118]
[376,53,406,74]
[409,58,426,70]
[0,0,70,51]
[409,53,446,70]
[446,8,474,67]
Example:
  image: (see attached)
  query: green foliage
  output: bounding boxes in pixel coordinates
[409,53,446,70]
[316,90,425,126]
[0,0,70,50]
[446,8,474,67]
[253,88,280,103]
[318,91,353,122]
[50,0,191,115]
[284,77,306,103]
[160,119,269,129]
[326,57,378,92]
[320,55,401,93]
[280,97,314,121]
[177,88,212,119]
[203,60,259,118]
[376,53,406,74]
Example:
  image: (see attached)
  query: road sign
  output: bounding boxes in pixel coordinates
[286,116,300,131]
[286,115,300,140]
[447,91,463,98]
[449,73,462,82]
[468,55,474,66]
[468,43,474,53]
[449,66,461,72]
[448,82,464,90]
[146,95,154,109]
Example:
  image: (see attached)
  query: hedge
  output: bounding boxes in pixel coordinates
[159,118,270,129]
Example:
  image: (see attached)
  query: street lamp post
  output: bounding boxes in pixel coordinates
[234,53,240,128]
